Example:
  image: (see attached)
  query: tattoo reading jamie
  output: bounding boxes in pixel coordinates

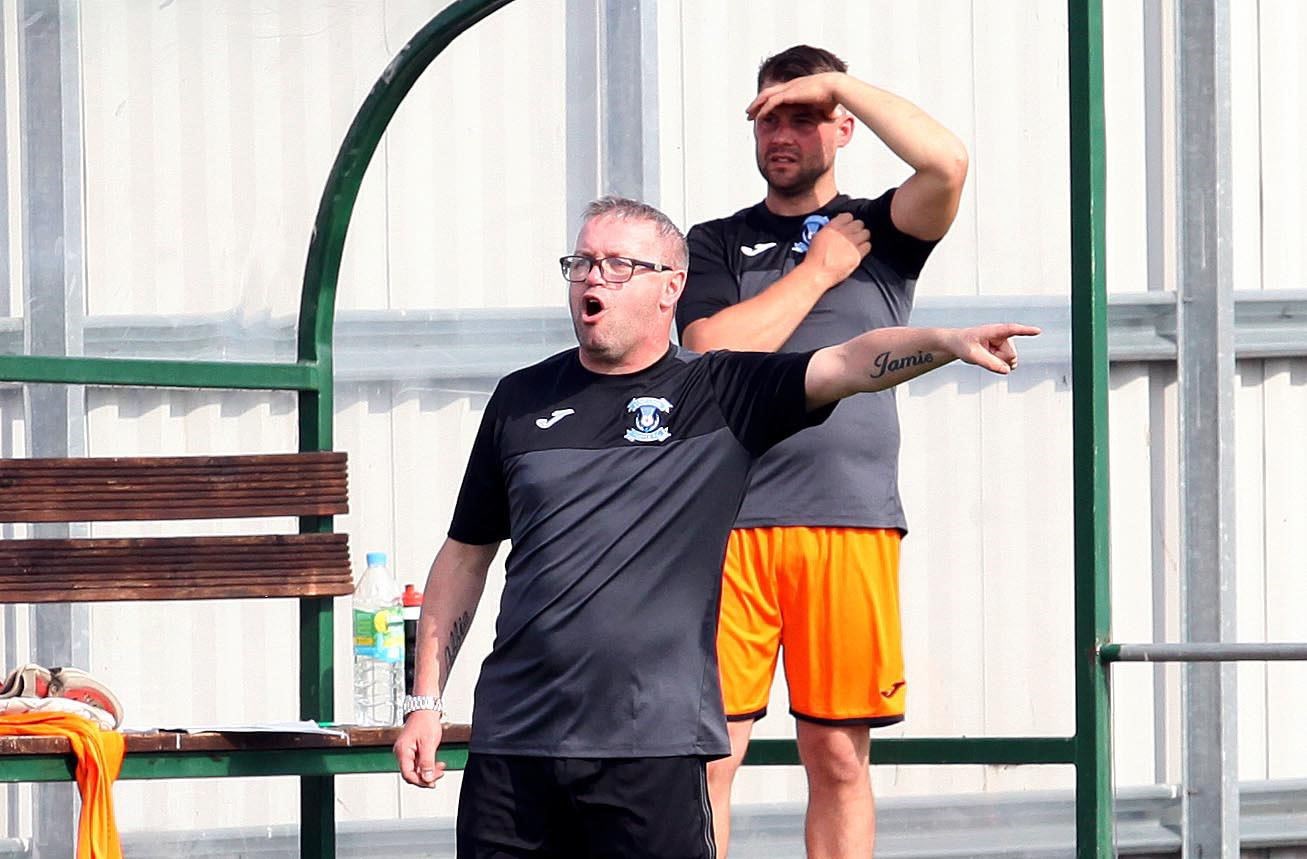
[870,350,934,379]
[443,610,473,668]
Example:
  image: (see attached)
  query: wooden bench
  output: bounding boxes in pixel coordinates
[0,450,420,770]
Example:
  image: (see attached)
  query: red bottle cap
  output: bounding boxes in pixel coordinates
[402,584,424,607]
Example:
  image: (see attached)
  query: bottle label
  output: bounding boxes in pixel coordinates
[354,608,404,663]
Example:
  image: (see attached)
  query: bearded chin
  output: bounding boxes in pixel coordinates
[759,159,821,198]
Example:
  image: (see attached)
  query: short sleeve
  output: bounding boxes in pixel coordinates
[448,388,511,545]
[705,350,836,457]
[859,188,939,280]
[676,222,740,334]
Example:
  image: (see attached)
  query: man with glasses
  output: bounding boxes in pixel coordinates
[394,196,1031,858]
[676,45,969,857]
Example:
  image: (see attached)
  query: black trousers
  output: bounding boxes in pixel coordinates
[456,753,716,859]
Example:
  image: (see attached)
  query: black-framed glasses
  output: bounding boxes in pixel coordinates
[559,254,673,284]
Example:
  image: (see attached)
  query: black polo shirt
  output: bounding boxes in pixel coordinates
[449,345,832,757]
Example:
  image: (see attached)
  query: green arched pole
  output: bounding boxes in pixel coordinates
[294,3,517,857]
[296,0,519,451]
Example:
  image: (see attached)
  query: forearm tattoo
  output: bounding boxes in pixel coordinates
[443,610,474,670]
[870,349,934,379]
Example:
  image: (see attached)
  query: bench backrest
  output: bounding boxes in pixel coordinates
[0,452,353,602]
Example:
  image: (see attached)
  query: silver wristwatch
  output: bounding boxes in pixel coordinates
[401,694,444,719]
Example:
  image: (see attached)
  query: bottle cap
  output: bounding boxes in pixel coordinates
[365,552,388,567]
[403,584,424,607]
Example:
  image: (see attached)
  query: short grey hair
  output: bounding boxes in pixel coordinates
[581,195,688,269]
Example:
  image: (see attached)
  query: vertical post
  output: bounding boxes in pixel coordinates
[600,0,658,202]
[564,1,600,241]
[1067,0,1114,856]
[17,2,87,856]
[566,0,660,240]
[298,385,336,859]
[1174,2,1239,856]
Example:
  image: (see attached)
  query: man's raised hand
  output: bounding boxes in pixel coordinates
[746,72,846,121]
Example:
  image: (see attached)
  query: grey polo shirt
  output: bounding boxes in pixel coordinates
[678,190,938,533]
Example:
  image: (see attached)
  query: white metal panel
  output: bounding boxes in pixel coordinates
[1230,0,1264,297]
[1235,360,1269,781]
[1108,366,1158,786]
[78,0,394,324]
[380,0,569,311]
[1261,359,1307,779]
[1102,0,1150,294]
[970,2,1070,299]
[975,366,1076,792]
[1257,1,1307,292]
[1,0,19,325]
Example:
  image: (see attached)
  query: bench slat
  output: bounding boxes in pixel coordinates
[0,534,353,602]
[0,724,471,756]
[0,453,349,523]
[4,503,348,522]
[0,452,345,471]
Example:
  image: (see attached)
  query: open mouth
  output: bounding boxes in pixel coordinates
[581,294,606,322]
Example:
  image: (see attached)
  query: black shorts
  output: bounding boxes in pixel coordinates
[456,753,716,859]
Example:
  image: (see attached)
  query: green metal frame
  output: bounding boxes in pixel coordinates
[0,0,1113,856]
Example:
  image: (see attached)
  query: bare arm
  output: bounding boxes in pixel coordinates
[681,213,870,353]
[393,537,498,788]
[750,73,969,241]
[805,323,1042,409]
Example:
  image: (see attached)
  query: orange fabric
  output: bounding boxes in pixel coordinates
[718,526,905,723]
[0,711,124,859]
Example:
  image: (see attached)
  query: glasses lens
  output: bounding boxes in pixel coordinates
[561,256,590,282]
[600,257,635,282]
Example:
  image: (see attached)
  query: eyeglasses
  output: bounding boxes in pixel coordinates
[559,255,673,284]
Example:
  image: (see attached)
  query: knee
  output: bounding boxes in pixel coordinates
[707,754,742,792]
[798,730,869,789]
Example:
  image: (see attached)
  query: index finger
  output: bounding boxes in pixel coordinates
[991,323,1041,338]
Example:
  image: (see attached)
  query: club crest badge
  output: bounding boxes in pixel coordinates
[624,396,673,443]
[792,214,830,254]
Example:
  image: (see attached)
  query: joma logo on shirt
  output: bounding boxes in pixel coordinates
[624,397,673,443]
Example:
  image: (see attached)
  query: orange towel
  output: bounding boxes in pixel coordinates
[0,711,124,859]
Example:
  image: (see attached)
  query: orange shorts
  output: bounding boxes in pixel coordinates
[717,526,905,726]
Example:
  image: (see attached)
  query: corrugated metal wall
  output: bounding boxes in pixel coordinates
[1,0,1304,840]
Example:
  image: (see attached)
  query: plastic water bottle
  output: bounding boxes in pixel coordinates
[352,552,404,726]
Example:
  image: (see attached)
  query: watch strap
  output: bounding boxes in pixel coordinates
[401,694,444,718]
